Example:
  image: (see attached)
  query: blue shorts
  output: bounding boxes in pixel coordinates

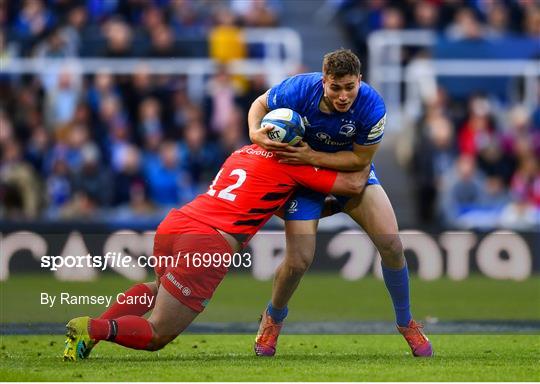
[284,163,380,220]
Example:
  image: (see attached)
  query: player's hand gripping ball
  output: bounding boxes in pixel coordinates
[262,108,305,146]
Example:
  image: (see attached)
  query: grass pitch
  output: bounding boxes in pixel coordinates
[1,274,539,381]
[1,334,539,381]
[2,274,540,323]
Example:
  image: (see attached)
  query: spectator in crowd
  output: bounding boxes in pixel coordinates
[44,67,82,128]
[0,139,42,218]
[509,155,540,209]
[446,7,485,41]
[34,26,74,58]
[0,29,17,59]
[381,6,405,31]
[143,140,195,206]
[439,154,486,226]
[70,143,112,208]
[86,0,119,24]
[48,123,92,174]
[59,5,88,56]
[112,144,149,208]
[476,139,516,185]
[137,97,164,146]
[25,126,49,174]
[12,84,43,139]
[239,73,269,114]
[0,110,14,147]
[208,7,246,64]
[45,153,72,217]
[412,113,457,224]
[87,70,120,116]
[205,65,242,134]
[501,105,540,159]
[485,2,510,39]
[457,94,497,156]
[178,119,221,191]
[217,105,249,159]
[122,65,164,143]
[523,5,540,38]
[148,24,177,58]
[231,0,279,27]
[169,0,211,38]
[500,153,540,230]
[141,5,165,34]
[101,18,133,57]
[499,194,539,230]
[169,88,200,133]
[14,0,55,42]
[412,1,439,30]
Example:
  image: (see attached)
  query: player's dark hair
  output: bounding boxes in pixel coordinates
[322,49,362,78]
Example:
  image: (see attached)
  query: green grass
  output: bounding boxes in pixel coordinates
[1,274,539,323]
[0,335,539,381]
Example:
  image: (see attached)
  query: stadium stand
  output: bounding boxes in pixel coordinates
[0,0,538,230]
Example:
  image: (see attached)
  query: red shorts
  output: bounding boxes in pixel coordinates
[153,210,232,312]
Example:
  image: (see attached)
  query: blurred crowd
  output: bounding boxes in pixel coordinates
[408,90,540,231]
[1,0,539,230]
[334,0,540,69]
[331,0,540,230]
[1,0,280,222]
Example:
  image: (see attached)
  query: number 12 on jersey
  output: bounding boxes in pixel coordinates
[207,168,247,202]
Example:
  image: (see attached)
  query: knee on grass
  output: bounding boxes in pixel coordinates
[145,323,178,351]
[146,332,175,351]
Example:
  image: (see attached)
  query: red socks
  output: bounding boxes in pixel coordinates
[100,283,155,319]
[88,283,156,350]
[90,316,153,350]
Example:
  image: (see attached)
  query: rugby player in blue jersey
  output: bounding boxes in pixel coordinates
[248,48,433,357]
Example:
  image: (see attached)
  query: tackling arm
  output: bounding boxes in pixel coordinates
[311,143,379,171]
[277,142,379,172]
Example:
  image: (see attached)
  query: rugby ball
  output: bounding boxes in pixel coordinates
[261,108,305,146]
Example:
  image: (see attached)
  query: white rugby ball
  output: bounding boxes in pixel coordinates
[261,108,305,146]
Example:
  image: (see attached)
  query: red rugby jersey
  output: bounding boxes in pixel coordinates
[179,144,337,246]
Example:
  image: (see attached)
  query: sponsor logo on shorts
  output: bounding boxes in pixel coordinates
[165,272,191,296]
[287,199,298,214]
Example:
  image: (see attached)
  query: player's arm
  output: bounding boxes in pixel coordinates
[330,165,371,196]
[248,90,289,151]
[289,163,370,197]
[277,142,379,172]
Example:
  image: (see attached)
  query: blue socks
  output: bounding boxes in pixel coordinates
[381,263,412,327]
[267,302,288,323]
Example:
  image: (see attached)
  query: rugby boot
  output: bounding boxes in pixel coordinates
[63,316,96,361]
[397,319,433,357]
[254,310,283,356]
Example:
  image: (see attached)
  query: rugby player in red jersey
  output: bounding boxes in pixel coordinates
[63,135,369,361]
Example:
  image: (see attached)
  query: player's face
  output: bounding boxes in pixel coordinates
[322,74,361,113]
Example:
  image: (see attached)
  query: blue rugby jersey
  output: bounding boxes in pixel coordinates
[267,72,386,153]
